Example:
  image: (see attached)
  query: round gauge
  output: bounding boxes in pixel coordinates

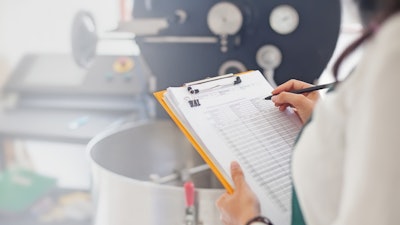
[256,45,282,70]
[269,5,299,35]
[207,2,243,35]
[218,60,247,75]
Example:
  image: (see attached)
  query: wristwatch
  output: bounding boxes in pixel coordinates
[245,216,274,225]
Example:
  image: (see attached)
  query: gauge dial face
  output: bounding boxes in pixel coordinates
[269,5,299,35]
[218,60,247,75]
[207,2,243,35]
[256,45,282,69]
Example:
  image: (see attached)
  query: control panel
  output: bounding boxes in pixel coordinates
[132,0,341,89]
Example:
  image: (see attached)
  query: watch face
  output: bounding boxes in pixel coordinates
[207,2,243,35]
[269,4,299,35]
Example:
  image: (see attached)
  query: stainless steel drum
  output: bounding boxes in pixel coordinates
[88,119,224,225]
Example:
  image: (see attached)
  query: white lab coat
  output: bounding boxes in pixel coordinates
[292,13,400,225]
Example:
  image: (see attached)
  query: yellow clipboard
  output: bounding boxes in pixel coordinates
[154,90,233,193]
[153,72,252,193]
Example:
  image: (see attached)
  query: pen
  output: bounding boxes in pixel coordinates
[264,82,337,100]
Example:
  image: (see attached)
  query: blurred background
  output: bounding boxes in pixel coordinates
[0,0,362,224]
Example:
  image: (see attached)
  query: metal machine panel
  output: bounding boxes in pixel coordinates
[133,0,341,90]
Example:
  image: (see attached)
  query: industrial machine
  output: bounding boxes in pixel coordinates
[132,0,341,88]
[0,53,152,145]
[0,52,155,224]
[88,120,224,225]
[73,0,341,117]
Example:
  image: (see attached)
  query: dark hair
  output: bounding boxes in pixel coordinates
[332,0,400,79]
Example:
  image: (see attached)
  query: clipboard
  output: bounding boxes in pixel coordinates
[153,72,250,193]
[154,70,300,225]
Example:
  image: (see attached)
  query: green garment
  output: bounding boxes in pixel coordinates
[291,188,306,225]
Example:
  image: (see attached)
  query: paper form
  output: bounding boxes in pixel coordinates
[163,71,302,225]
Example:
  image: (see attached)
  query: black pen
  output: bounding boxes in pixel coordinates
[265,82,337,100]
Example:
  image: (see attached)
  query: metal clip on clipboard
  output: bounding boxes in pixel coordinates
[184,73,242,108]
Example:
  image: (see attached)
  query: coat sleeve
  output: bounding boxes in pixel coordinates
[332,15,400,225]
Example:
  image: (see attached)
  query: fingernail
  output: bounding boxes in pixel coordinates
[271,96,277,102]
[231,161,239,170]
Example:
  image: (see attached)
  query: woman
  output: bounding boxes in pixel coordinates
[216,0,400,224]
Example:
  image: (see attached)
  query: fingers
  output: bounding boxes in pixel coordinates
[231,161,245,189]
[216,163,261,225]
[278,104,290,112]
[271,79,313,95]
[274,102,290,111]
[269,79,320,124]
[272,92,307,109]
[272,92,314,123]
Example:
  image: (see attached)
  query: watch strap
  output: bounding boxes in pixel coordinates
[248,222,269,225]
[245,216,274,225]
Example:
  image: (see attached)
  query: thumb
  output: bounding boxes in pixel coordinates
[231,161,246,189]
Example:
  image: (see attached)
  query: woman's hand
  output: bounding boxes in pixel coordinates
[271,79,320,124]
[216,162,260,225]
